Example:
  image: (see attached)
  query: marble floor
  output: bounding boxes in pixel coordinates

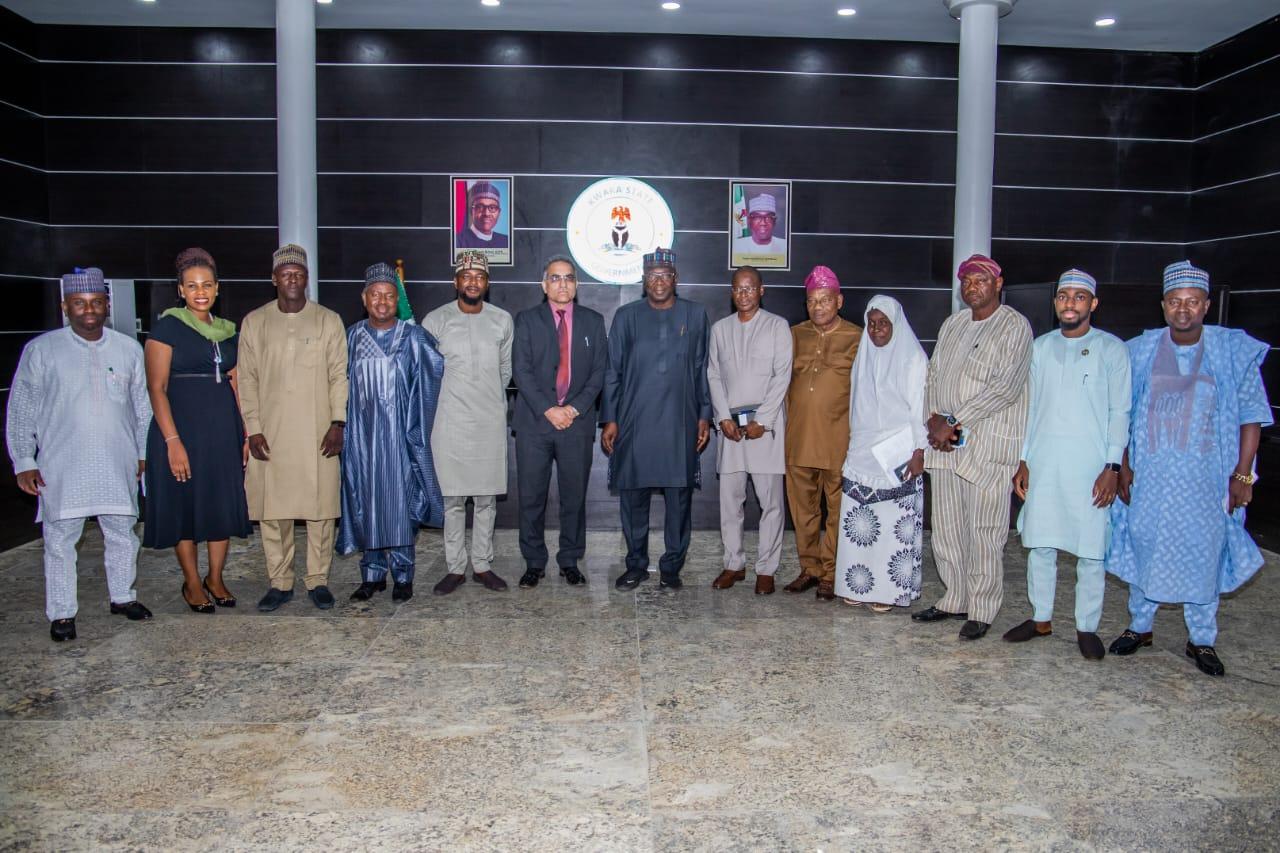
[0,525,1277,852]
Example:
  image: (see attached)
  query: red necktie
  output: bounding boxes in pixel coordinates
[555,309,570,405]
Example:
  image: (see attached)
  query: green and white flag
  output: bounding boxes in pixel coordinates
[732,184,749,238]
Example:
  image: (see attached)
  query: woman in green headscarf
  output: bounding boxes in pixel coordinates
[143,248,252,612]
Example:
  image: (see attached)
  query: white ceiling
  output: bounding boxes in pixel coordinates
[4,0,1278,53]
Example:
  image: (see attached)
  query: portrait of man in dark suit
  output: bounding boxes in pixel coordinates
[511,254,608,588]
[452,177,513,265]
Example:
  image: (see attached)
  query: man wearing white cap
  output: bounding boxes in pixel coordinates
[732,193,787,260]
[6,268,153,641]
[1005,269,1130,660]
[1105,261,1271,677]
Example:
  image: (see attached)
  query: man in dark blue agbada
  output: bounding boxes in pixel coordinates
[602,248,712,591]
[337,263,446,602]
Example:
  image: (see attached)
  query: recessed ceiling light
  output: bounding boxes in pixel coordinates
[315,0,332,5]
[662,2,681,9]
[138,0,156,4]
[1094,17,1116,27]
[837,8,857,17]
[482,0,500,6]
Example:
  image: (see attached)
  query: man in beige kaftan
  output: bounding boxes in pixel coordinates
[239,244,349,611]
[423,252,514,595]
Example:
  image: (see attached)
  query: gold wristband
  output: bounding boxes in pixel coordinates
[1231,471,1256,485]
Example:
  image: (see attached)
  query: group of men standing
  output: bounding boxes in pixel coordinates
[6,242,1271,678]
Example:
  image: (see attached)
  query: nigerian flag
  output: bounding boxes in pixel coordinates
[732,184,749,239]
[394,261,415,323]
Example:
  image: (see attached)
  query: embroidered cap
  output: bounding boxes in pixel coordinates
[957,253,1002,282]
[364,262,397,288]
[747,194,777,215]
[455,251,489,275]
[643,247,676,270]
[1162,260,1210,294]
[1057,268,1097,295]
[60,267,108,297]
[804,265,840,292]
[468,181,502,205]
[272,243,308,272]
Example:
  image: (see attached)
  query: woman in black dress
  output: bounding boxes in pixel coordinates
[143,248,252,612]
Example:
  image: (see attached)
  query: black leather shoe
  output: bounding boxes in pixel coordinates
[519,568,545,589]
[1077,631,1106,661]
[50,618,76,642]
[350,579,386,601]
[1002,619,1051,643]
[1108,629,1153,655]
[392,581,413,602]
[110,600,153,621]
[183,583,215,614]
[958,620,990,640]
[257,587,294,612]
[202,578,236,608]
[658,574,683,590]
[614,568,649,590]
[433,573,466,596]
[560,566,585,586]
[1186,642,1225,677]
[308,586,335,610]
[912,606,967,622]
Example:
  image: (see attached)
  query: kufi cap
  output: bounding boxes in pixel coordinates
[455,251,490,275]
[272,243,308,272]
[364,262,397,288]
[1162,260,1210,294]
[1057,268,1097,295]
[747,194,777,215]
[957,253,1002,281]
[643,247,676,269]
[804,265,840,292]
[60,267,107,297]
[468,181,502,204]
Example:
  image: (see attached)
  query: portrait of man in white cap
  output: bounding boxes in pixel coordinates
[453,176,512,265]
[730,182,790,269]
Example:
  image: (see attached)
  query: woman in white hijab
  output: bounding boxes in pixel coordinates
[834,295,928,611]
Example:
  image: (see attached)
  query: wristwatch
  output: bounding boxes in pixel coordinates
[944,414,959,427]
[331,420,346,428]
[1105,462,1122,473]
[1231,471,1256,485]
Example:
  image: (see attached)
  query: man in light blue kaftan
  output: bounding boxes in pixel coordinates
[337,264,446,603]
[1105,261,1271,677]
[1006,270,1130,660]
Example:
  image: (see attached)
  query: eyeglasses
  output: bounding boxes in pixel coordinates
[471,203,500,214]
[730,284,761,294]
[546,273,577,285]
[645,271,676,283]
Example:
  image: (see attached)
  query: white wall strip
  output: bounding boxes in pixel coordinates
[1195,51,1280,90]
[0,97,41,118]
[1230,288,1280,294]
[0,157,43,173]
[1192,170,1280,194]
[0,272,58,281]
[1194,110,1280,143]
[1186,228,1280,244]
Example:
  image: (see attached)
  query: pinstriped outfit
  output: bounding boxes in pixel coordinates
[924,305,1032,624]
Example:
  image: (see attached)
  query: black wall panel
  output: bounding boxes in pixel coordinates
[3,9,1278,541]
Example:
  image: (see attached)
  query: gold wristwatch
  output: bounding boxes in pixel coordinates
[1231,471,1256,485]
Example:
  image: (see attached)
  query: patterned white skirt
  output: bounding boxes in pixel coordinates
[834,474,924,606]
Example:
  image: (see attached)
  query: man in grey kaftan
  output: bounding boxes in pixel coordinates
[423,251,514,594]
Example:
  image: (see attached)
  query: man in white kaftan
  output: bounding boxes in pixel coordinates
[6,268,153,641]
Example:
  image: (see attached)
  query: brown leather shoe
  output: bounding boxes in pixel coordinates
[432,573,466,596]
[712,569,746,590]
[472,570,509,591]
[1002,619,1052,643]
[815,580,835,601]
[755,575,775,595]
[784,573,820,593]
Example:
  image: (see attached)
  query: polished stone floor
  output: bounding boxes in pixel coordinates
[0,524,1277,852]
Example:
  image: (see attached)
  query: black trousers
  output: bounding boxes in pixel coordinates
[619,486,693,577]
[515,428,593,570]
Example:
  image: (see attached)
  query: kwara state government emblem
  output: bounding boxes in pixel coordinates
[566,178,675,285]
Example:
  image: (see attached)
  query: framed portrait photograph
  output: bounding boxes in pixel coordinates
[451,176,514,267]
[728,180,791,271]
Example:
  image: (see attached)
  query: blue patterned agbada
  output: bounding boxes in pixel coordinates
[336,321,446,565]
[1105,326,1271,604]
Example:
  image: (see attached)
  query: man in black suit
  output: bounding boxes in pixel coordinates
[512,255,608,587]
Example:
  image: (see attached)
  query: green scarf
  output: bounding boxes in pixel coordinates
[161,307,236,343]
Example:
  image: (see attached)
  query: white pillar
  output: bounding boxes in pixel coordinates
[945,0,1014,312]
[276,0,319,301]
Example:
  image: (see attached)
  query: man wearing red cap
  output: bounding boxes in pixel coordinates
[913,254,1032,640]
[782,265,862,601]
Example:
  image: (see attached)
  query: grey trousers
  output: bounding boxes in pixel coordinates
[43,515,139,621]
[443,495,497,575]
[929,468,1010,624]
[718,471,785,577]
